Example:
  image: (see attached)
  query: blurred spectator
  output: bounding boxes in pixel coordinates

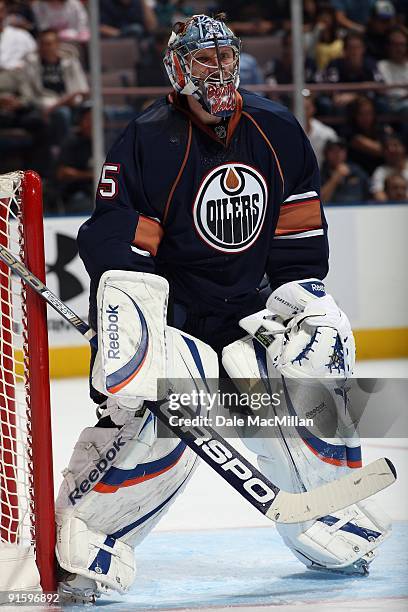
[32,0,89,42]
[0,0,36,69]
[303,0,319,57]
[137,27,168,86]
[344,95,391,175]
[321,140,369,203]
[384,172,408,200]
[266,31,316,106]
[304,94,338,167]
[331,0,379,33]
[154,0,193,28]
[393,0,408,26]
[135,25,168,111]
[239,52,265,88]
[314,3,343,71]
[324,32,383,108]
[303,0,341,61]
[136,28,170,87]
[100,0,157,38]
[378,27,408,113]
[23,29,89,144]
[55,104,93,212]
[5,0,37,33]
[365,0,397,60]
[0,66,50,174]
[216,0,287,36]
[371,134,408,200]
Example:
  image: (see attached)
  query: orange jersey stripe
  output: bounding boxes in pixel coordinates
[163,119,192,224]
[275,198,322,236]
[133,215,164,256]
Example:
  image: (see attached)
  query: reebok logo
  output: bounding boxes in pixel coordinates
[68,436,126,505]
[105,304,120,359]
[300,281,326,296]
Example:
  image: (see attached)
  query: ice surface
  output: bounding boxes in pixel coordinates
[50,360,408,610]
[96,522,408,610]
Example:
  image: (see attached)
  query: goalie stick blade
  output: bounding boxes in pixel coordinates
[266,457,397,524]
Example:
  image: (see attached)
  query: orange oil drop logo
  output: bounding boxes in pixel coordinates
[226,168,239,190]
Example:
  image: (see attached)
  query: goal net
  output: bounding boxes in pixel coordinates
[0,171,55,594]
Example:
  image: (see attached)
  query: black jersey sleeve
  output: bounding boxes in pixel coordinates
[77,121,162,285]
[266,127,329,291]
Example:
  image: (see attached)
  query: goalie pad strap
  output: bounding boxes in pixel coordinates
[285,499,391,570]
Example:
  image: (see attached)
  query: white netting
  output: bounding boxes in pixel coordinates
[0,171,34,549]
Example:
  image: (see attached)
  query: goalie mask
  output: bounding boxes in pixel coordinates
[164,14,241,118]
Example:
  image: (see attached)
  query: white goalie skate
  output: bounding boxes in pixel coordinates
[58,569,102,604]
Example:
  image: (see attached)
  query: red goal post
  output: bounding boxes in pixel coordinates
[0,171,56,593]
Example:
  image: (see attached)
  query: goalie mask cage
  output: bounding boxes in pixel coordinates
[0,171,55,593]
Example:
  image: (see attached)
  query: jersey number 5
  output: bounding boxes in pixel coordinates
[98,164,120,199]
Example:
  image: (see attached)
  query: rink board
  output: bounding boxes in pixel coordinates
[80,524,408,611]
[45,326,408,379]
[38,204,408,377]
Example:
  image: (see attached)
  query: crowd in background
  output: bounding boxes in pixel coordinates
[0,0,407,213]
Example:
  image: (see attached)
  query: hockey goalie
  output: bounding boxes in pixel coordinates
[54,14,391,602]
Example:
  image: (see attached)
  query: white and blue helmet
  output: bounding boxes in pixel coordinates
[164,14,241,117]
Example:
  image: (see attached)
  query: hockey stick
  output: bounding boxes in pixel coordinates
[0,243,397,524]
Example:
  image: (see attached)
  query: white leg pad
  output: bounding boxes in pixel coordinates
[222,335,392,572]
[56,516,135,593]
[55,412,197,591]
[55,417,148,511]
[55,327,218,593]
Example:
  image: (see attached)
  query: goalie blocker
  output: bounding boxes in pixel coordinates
[92,270,169,404]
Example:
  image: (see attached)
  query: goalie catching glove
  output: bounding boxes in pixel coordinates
[241,279,355,379]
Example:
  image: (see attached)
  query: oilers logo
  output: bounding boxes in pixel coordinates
[193,163,268,253]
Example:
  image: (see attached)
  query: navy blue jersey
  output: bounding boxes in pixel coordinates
[78,90,328,358]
